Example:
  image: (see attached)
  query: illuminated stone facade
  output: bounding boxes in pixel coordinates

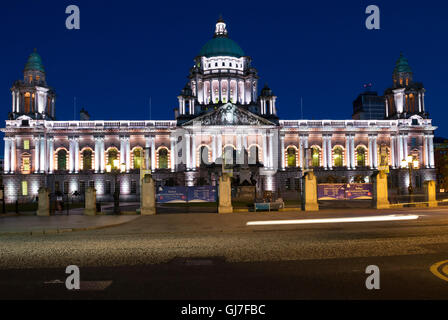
[1,19,437,203]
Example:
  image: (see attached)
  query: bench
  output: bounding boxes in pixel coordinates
[254,202,283,212]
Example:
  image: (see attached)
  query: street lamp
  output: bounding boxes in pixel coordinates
[106,160,126,214]
[401,155,419,202]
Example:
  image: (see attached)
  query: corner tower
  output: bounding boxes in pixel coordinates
[10,49,56,120]
[384,53,427,119]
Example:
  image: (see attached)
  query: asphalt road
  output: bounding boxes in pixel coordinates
[1,208,448,300]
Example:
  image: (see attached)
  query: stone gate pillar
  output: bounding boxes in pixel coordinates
[424,180,437,208]
[37,187,50,216]
[373,171,390,209]
[141,174,156,215]
[218,173,233,214]
[303,172,319,211]
[84,187,97,216]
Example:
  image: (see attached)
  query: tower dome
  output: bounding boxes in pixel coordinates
[24,49,45,73]
[393,52,412,74]
[198,18,245,58]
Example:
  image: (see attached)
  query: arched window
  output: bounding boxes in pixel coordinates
[158,148,168,169]
[107,148,119,168]
[356,146,366,167]
[287,147,297,167]
[248,145,260,164]
[133,148,143,169]
[379,146,390,166]
[82,149,93,170]
[223,146,236,165]
[333,147,344,167]
[312,147,320,167]
[57,149,67,170]
[199,146,210,165]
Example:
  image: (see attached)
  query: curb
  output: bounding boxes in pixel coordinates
[0,218,136,237]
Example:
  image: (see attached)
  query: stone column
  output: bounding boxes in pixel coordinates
[126,137,131,172]
[429,134,435,168]
[236,134,243,165]
[84,187,97,216]
[322,135,327,170]
[403,134,408,161]
[49,137,54,174]
[191,133,196,170]
[262,133,268,167]
[74,137,79,173]
[327,135,332,170]
[94,137,100,173]
[38,137,44,173]
[35,136,40,173]
[141,174,156,215]
[345,134,351,169]
[303,172,319,211]
[151,136,156,172]
[3,137,10,174]
[218,173,233,214]
[120,136,125,166]
[145,136,150,170]
[280,135,285,170]
[368,135,373,168]
[390,135,396,169]
[170,136,176,172]
[268,132,274,170]
[100,137,105,173]
[350,135,355,169]
[212,134,216,162]
[10,137,16,174]
[303,135,309,169]
[299,135,304,168]
[217,134,223,160]
[424,135,429,168]
[398,134,404,165]
[373,135,378,169]
[37,188,50,216]
[185,133,191,170]
[373,171,390,209]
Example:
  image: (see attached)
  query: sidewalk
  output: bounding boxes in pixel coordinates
[0,215,138,235]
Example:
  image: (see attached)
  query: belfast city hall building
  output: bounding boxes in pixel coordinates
[1,18,437,203]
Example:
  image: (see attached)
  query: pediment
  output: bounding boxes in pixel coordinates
[182,103,275,126]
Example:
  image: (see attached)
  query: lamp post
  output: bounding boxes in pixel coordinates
[106,159,126,214]
[401,155,419,203]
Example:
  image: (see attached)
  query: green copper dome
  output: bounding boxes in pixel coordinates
[24,50,45,73]
[393,53,412,74]
[199,37,245,58]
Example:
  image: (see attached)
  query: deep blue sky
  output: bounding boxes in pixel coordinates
[1,0,448,155]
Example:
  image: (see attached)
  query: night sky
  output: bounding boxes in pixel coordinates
[1,0,448,156]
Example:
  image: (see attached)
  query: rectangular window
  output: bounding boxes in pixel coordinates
[55,181,60,192]
[105,181,111,195]
[22,157,30,174]
[131,180,137,194]
[89,180,95,188]
[80,181,86,194]
[23,140,30,150]
[63,181,69,194]
[21,181,28,196]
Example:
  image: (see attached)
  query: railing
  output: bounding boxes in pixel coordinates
[46,120,177,129]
